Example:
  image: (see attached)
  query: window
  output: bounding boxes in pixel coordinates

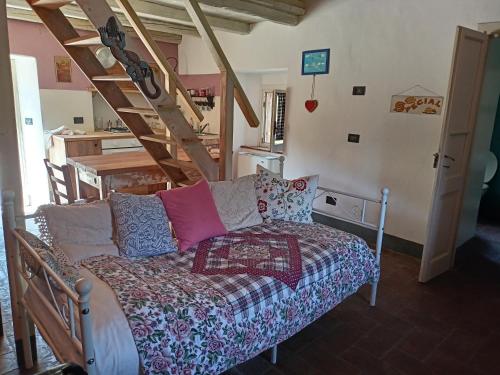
[260,89,287,153]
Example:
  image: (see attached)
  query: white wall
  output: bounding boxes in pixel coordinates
[179,0,500,244]
[40,89,94,132]
[11,55,49,211]
[456,38,500,246]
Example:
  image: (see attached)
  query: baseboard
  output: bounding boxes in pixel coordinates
[312,212,423,258]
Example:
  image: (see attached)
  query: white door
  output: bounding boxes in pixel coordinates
[419,27,489,282]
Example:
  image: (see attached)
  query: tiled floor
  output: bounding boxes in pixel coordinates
[1,222,500,374]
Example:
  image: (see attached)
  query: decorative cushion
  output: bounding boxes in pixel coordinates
[156,179,227,252]
[109,193,177,257]
[255,165,319,223]
[35,201,118,263]
[208,175,263,231]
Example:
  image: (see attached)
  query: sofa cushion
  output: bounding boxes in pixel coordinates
[156,179,227,252]
[209,175,263,231]
[109,193,177,258]
[255,165,319,223]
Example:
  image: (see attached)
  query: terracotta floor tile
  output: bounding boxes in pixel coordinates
[300,345,361,375]
[384,349,433,375]
[340,346,400,375]
[354,325,408,359]
[397,327,445,361]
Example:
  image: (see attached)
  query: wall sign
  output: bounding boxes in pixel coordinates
[390,95,443,115]
[390,85,444,115]
[302,48,330,75]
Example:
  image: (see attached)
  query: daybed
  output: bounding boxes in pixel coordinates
[1,179,389,375]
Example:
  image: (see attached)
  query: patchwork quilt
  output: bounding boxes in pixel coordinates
[82,221,379,375]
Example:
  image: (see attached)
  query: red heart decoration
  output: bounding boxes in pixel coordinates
[305,99,318,112]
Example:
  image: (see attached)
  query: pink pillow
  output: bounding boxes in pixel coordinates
[156,180,227,252]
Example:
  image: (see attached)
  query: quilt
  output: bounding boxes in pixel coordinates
[82,221,379,375]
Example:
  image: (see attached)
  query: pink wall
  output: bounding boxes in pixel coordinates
[7,19,178,91]
[179,73,221,96]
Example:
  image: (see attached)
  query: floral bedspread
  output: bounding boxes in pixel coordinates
[82,221,379,375]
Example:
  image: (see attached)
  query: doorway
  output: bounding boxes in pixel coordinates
[456,92,500,271]
[10,55,50,214]
[420,30,500,282]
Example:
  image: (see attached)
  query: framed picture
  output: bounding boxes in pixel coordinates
[301,48,330,75]
[54,56,72,83]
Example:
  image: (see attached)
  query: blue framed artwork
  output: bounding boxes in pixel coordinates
[301,48,330,75]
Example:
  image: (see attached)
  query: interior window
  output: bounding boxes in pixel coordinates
[260,89,287,152]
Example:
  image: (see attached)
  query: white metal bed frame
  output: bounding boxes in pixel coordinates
[1,186,389,374]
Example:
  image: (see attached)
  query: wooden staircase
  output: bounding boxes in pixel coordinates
[27,0,259,186]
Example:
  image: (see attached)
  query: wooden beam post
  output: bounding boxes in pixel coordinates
[219,71,234,180]
[184,0,260,129]
[168,74,178,160]
[0,1,24,215]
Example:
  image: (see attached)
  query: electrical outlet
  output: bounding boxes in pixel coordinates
[348,133,360,143]
[352,86,366,95]
[24,118,33,125]
[326,196,337,206]
[73,117,84,124]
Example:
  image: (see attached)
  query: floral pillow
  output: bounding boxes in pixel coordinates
[255,165,319,223]
[109,193,177,257]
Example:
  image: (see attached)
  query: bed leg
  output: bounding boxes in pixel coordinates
[370,282,378,307]
[2,192,33,369]
[29,318,38,362]
[76,279,96,375]
[271,345,277,365]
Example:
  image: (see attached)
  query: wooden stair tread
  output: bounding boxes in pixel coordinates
[117,107,155,115]
[139,134,175,145]
[158,158,196,170]
[31,0,72,9]
[92,75,132,81]
[64,33,102,47]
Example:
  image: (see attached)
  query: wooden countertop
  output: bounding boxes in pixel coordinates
[67,151,161,176]
[68,149,220,176]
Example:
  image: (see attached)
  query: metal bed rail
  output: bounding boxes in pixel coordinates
[313,186,390,305]
[1,191,96,374]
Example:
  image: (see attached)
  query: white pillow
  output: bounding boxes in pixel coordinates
[209,175,263,231]
[36,201,119,263]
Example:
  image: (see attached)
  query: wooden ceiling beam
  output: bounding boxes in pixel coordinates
[247,0,306,16]
[165,0,302,25]
[108,0,251,34]
[7,0,196,36]
[6,7,183,44]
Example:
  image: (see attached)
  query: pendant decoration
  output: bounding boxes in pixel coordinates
[305,74,318,113]
[99,17,161,99]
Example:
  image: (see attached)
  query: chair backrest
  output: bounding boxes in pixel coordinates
[44,159,76,205]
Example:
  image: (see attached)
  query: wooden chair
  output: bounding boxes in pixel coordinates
[44,159,77,205]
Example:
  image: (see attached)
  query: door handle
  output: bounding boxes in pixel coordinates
[433,153,439,168]
[444,155,455,162]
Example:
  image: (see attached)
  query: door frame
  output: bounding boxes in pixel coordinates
[419,27,490,282]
